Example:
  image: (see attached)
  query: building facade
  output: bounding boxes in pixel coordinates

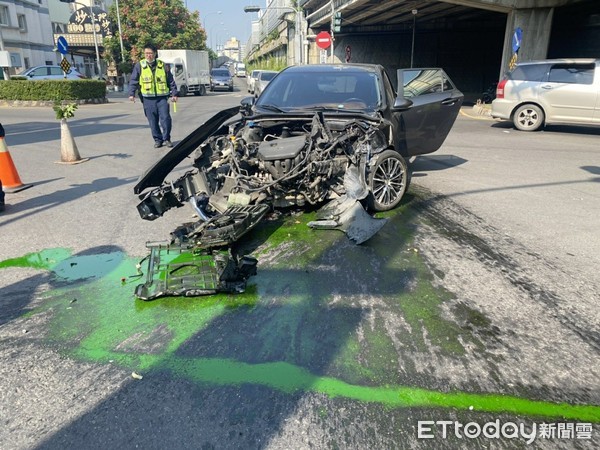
[0,0,113,79]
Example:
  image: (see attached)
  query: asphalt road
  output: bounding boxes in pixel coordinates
[0,85,598,449]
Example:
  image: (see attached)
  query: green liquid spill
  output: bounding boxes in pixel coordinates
[0,248,71,271]
[3,230,600,424]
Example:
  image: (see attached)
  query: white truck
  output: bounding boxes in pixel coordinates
[235,62,246,77]
[157,49,210,96]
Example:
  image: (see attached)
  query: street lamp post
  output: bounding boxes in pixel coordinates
[410,9,417,68]
[60,0,102,78]
[203,11,222,31]
[216,29,228,56]
[209,22,225,51]
[114,0,125,62]
[114,0,127,85]
[244,4,302,65]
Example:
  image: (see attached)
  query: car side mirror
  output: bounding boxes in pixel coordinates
[392,97,413,110]
[240,96,255,116]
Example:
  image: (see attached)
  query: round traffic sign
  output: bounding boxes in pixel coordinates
[57,36,69,55]
[316,31,332,50]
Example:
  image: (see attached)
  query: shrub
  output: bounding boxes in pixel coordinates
[0,79,106,101]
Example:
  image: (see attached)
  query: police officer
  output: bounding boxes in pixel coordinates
[128,43,179,148]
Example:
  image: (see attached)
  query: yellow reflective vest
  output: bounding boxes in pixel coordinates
[139,59,169,97]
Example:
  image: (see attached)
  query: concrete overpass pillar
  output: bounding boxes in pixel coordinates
[500,7,554,79]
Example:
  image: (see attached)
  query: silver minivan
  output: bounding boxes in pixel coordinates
[491,58,600,131]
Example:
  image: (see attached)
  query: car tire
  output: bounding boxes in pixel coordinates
[513,104,544,131]
[180,86,187,97]
[367,150,409,212]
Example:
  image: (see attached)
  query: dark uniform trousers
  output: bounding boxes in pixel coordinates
[143,96,171,143]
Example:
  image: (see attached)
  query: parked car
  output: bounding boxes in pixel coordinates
[132,63,463,299]
[253,70,278,98]
[18,65,86,80]
[247,69,262,94]
[492,58,600,131]
[209,68,234,92]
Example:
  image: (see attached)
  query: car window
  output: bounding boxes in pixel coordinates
[548,63,595,84]
[260,72,277,81]
[174,64,184,77]
[50,67,63,76]
[509,64,549,81]
[211,70,230,77]
[32,67,48,77]
[258,70,381,109]
[402,69,453,97]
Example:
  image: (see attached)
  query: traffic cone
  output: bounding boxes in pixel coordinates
[56,118,88,165]
[0,132,33,193]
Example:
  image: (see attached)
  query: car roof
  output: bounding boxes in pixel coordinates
[517,58,598,66]
[20,65,82,74]
[281,64,383,74]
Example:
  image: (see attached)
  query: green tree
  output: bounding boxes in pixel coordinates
[103,0,207,68]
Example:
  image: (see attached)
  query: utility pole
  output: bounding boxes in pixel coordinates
[115,0,127,84]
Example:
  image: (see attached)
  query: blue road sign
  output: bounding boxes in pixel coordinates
[57,36,69,55]
[512,27,522,53]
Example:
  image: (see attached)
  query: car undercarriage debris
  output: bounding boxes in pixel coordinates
[134,242,258,300]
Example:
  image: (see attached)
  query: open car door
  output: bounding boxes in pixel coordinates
[395,68,463,156]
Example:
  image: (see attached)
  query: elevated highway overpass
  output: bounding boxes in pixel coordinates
[247,0,598,101]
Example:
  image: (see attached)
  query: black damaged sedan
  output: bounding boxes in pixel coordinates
[133,64,463,299]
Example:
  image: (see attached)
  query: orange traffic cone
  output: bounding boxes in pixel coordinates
[0,128,33,193]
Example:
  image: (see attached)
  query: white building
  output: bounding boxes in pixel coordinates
[0,0,55,76]
[1,0,113,78]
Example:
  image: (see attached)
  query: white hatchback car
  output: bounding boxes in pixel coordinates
[18,65,87,80]
[492,58,600,131]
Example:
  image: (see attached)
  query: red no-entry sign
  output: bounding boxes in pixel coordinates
[316,31,332,49]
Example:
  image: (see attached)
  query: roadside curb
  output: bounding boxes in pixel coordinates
[460,104,494,120]
[472,103,492,117]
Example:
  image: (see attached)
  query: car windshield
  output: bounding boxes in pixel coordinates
[211,70,230,77]
[256,70,381,110]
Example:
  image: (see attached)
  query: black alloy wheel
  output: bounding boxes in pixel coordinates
[367,150,409,212]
